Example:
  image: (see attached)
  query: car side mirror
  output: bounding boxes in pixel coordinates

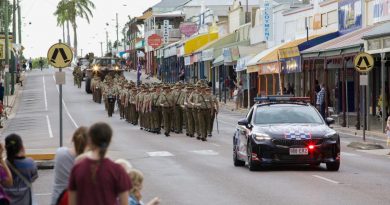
[238,118,252,129]
[325,117,335,125]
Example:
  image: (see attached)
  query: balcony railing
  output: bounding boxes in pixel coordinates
[145,29,182,40]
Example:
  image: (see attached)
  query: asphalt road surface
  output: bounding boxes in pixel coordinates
[2,68,390,205]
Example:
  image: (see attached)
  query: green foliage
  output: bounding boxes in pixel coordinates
[0,0,12,33]
[31,58,48,69]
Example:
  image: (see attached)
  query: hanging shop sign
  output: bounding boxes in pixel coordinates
[148,34,162,49]
[163,20,170,44]
[354,52,374,73]
[231,47,240,61]
[263,0,273,41]
[281,57,301,74]
[184,56,192,66]
[278,47,300,59]
[180,22,199,37]
[258,62,280,75]
[223,48,232,63]
[338,0,362,34]
[201,48,214,61]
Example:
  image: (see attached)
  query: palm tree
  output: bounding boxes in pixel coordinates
[67,0,95,58]
[54,0,71,46]
[54,0,95,58]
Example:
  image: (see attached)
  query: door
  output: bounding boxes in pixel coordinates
[238,107,254,158]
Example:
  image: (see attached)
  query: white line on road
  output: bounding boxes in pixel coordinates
[35,193,52,196]
[53,74,79,128]
[190,150,219,155]
[46,115,54,138]
[341,152,360,157]
[43,76,48,111]
[210,143,221,147]
[147,151,174,157]
[312,175,340,184]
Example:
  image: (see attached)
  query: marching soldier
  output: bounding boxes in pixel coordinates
[72,66,80,86]
[158,85,174,137]
[172,82,185,134]
[136,85,146,130]
[119,83,127,120]
[195,84,212,141]
[151,86,162,134]
[188,84,201,139]
[106,82,117,117]
[143,88,152,132]
[129,86,139,125]
[184,85,195,137]
[207,87,219,137]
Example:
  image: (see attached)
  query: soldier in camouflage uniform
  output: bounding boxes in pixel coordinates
[136,85,146,130]
[106,82,117,117]
[172,82,185,134]
[129,87,139,125]
[207,87,219,137]
[188,84,201,138]
[158,85,174,137]
[184,85,194,137]
[151,85,162,134]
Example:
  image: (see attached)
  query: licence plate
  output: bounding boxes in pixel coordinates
[289,148,308,155]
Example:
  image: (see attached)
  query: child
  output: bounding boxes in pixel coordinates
[128,169,160,205]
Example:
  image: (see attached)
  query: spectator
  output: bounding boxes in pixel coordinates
[128,169,160,205]
[4,134,38,205]
[233,81,243,111]
[115,159,133,173]
[28,58,32,70]
[50,127,88,205]
[68,122,132,205]
[0,143,13,205]
[0,101,3,129]
[316,84,326,119]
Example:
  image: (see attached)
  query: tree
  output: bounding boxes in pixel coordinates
[53,0,71,45]
[54,0,95,58]
[0,0,12,34]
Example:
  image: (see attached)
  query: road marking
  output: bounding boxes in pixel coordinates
[190,150,219,155]
[46,115,54,138]
[210,143,221,147]
[147,151,174,157]
[43,76,48,111]
[312,175,340,184]
[338,131,387,142]
[53,74,79,128]
[35,193,52,196]
[341,152,360,157]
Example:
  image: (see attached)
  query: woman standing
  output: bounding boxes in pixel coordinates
[50,127,88,205]
[4,134,38,205]
[68,122,132,205]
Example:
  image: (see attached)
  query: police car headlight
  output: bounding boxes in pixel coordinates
[252,133,272,141]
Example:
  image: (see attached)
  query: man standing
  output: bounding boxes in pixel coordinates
[194,85,211,141]
[207,87,219,137]
[184,85,194,137]
[188,84,201,139]
[316,83,326,119]
[158,85,174,137]
[151,86,162,134]
[172,82,184,134]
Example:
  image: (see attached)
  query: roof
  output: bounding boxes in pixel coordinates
[153,0,189,9]
[246,43,286,67]
[362,21,390,40]
[183,0,259,6]
[153,10,185,17]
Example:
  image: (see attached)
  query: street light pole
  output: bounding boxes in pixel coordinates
[100,42,103,57]
[106,30,108,54]
[17,0,20,44]
[116,13,119,50]
[4,0,10,67]
[11,0,16,95]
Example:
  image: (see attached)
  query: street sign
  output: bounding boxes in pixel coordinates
[47,43,73,68]
[360,75,368,86]
[55,71,66,85]
[148,34,162,49]
[354,52,374,73]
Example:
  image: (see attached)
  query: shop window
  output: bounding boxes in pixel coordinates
[327,10,337,25]
[368,39,382,50]
[321,13,327,27]
[384,37,390,49]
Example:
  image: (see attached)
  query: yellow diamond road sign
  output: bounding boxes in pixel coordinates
[354,52,374,73]
[47,43,73,68]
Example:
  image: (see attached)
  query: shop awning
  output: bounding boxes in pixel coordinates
[362,21,390,54]
[184,32,219,55]
[236,54,255,72]
[212,55,224,67]
[301,23,390,58]
[246,43,286,73]
[362,21,390,40]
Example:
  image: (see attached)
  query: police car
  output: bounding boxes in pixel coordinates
[233,96,340,171]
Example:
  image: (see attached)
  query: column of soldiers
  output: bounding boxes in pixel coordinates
[90,74,219,141]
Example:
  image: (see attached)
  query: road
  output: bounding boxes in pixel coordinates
[2,68,390,205]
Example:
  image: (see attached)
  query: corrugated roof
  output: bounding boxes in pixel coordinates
[362,21,390,40]
[184,0,259,6]
[153,0,189,9]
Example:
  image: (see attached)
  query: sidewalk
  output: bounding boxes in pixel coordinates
[1,83,21,129]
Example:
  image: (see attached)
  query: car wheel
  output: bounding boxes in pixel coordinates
[247,141,259,171]
[233,146,245,167]
[326,161,340,171]
[85,77,92,94]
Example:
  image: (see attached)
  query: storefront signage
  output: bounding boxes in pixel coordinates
[180,22,198,37]
[263,0,273,41]
[177,45,185,57]
[184,56,192,66]
[281,57,301,74]
[231,47,240,61]
[313,14,322,30]
[191,53,201,63]
[0,38,12,60]
[373,0,390,23]
[163,20,170,44]
[223,48,232,63]
[148,34,162,49]
[258,62,279,75]
[354,52,374,73]
[278,47,300,59]
[201,48,214,61]
[338,0,362,34]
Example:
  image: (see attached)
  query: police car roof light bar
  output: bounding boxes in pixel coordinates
[254,95,310,103]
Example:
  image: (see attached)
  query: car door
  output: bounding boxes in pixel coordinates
[238,107,254,158]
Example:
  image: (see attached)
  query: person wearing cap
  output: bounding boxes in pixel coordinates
[136,85,146,130]
[151,86,162,134]
[207,87,219,137]
[172,82,185,134]
[184,85,195,137]
[118,83,126,119]
[106,82,118,117]
[142,88,152,132]
[129,87,139,125]
[188,84,201,139]
[158,85,174,137]
[196,84,212,141]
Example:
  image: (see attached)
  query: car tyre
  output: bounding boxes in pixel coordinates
[233,147,245,167]
[247,141,260,171]
[85,77,92,94]
[326,161,340,171]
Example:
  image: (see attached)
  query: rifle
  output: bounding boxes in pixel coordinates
[216,111,219,134]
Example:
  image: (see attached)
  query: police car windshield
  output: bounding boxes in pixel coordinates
[254,105,323,124]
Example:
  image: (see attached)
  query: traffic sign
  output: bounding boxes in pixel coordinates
[354,52,374,73]
[47,43,73,68]
[148,34,162,49]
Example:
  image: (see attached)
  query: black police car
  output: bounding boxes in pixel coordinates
[233,96,340,171]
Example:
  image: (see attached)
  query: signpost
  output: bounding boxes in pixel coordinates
[354,52,374,141]
[47,41,73,147]
[147,34,162,49]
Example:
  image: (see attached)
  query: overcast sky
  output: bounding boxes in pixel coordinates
[21,0,161,58]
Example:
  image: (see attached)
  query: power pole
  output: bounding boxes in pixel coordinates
[17,0,20,44]
[116,13,119,50]
[100,42,103,57]
[4,0,10,67]
[11,0,16,94]
[106,30,108,54]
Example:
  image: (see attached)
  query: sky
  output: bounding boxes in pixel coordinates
[21,0,161,58]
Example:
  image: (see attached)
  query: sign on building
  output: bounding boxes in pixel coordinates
[338,0,362,34]
[263,0,273,41]
[180,22,198,37]
[163,20,170,44]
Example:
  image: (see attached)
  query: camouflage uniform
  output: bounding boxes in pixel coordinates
[158,86,174,137]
